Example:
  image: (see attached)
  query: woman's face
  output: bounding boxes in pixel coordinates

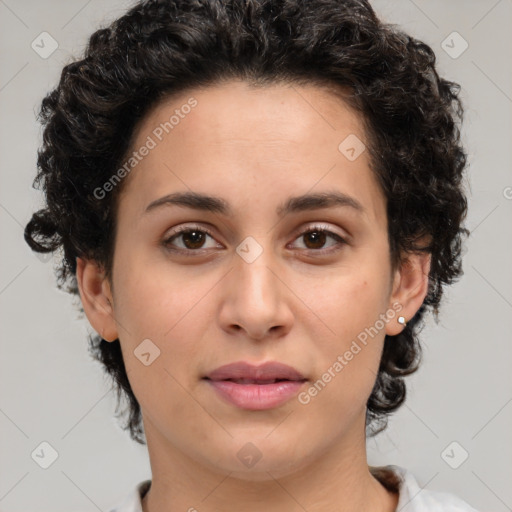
[78,79,428,480]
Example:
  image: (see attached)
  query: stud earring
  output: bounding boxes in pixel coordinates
[397,316,407,327]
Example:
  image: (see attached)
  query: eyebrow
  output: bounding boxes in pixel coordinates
[144,190,366,217]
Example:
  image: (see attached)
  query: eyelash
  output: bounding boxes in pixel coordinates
[162,223,347,256]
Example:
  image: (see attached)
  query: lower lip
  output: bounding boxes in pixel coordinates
[205,379,306,410]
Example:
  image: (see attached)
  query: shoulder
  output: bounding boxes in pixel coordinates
[376,464,480,512]
[109,479,151,512]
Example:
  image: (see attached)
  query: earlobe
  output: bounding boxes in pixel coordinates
[386,251,431,336]
[76,257,118,342]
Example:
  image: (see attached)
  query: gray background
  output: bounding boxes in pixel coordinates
[1,0,511,510]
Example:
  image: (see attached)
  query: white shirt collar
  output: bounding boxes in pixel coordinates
[109,465,478,512]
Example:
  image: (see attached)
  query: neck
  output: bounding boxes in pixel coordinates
[140,414,398,512]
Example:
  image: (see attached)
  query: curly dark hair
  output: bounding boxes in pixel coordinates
[25,0,469,445]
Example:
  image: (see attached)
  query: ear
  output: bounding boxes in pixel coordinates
[76,257,118,342]
[385,250,432,336]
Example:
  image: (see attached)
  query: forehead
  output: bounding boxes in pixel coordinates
[139,79,364,144]
[117,79,385,224]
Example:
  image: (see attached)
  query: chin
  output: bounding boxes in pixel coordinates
[198,437,314,481]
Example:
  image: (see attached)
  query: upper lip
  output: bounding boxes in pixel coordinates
[204,361,306,381]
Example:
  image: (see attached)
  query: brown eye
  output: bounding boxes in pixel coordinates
[290,225,347,254]
[302,230,327,249]
[180,230,207,249]
[163,226,220,253]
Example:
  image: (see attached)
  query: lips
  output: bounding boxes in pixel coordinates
[204,361,306,382]
[203,361,307,410]
[221,378,289,384]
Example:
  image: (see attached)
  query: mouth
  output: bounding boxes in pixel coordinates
[203,361,308,410]
[204,360,306,382]
[203,377,305,384]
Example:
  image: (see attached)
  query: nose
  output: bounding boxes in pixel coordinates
[218,246,294,341]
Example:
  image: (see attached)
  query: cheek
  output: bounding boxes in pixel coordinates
[303,268,388,342]
[112,250,206,336]
[112,255,218,387]
[111,262,209,424]
[296,271,388,409]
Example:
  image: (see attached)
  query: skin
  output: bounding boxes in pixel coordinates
[76,80,431,512]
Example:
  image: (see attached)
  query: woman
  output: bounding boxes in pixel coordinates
[24,0,477,510]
